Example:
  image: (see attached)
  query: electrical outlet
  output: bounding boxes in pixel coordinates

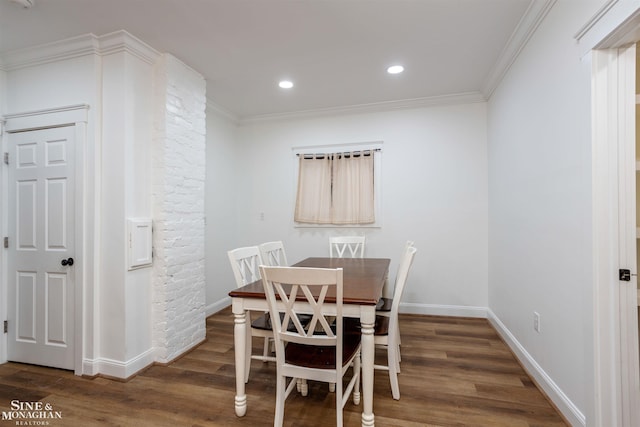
[533,312,541,333]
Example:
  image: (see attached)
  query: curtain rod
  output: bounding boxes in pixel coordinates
[297,148,381,159]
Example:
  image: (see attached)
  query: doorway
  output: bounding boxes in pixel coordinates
[1,104,88,375]
[6,125,76,370]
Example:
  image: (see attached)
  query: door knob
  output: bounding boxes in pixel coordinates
[61,258,74,266]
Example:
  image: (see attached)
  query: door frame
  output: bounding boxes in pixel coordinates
[1,104,89,375]
[592,44,640,427]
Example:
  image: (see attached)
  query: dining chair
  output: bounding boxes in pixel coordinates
[227,246,276,381]
[376,241,414,369]
[259,240,313,392]
[329,235,365,258]
[259,241,288,267]
[377,240,414,311]
[327,234,365,392]
[260,265,361,427]
[373,245,417,400]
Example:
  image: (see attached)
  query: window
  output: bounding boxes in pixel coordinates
[293,142,382,227]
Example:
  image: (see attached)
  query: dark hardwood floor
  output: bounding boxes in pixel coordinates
[0,307,568,426]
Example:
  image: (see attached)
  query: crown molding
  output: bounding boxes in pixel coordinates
[574,0,619,42]
[0,30,160,72]
[0,33,100,71]
[97,31,160,64]
[206,96,240,125]
[481,0,557,99]
[239,91,486,125]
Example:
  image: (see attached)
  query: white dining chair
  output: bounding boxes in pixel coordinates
[329,235,365,258]
[259,240,312,392]
[227,246,276,381]
[377,240,415,368]
[327,235,365,393]
[378,240,414,308]
[259,241,288,267]
[373,245,417,400]
[260,265,361,427]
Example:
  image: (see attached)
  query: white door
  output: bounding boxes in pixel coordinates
[7,125,75,370]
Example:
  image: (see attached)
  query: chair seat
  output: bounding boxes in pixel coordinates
[285,332,361,369]
[342,316,390,337]
[251,312,311,332]
[376,297,392,312]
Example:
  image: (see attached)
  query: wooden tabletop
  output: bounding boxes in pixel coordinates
[229,257,390,305]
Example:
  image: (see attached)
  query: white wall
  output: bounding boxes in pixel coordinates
[5,57,98,114]
[206,103,489,314]
[100,47,155,368]
[123,53,154,364]
[204,106,239,314]
[487,1,599,424]
[100,50,129,363]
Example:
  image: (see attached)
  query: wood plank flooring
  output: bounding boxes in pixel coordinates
[0,308,568,426]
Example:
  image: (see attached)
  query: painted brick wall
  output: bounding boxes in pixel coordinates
[152,53,206,362]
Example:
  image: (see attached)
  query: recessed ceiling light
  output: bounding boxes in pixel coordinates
[387,65,404,75]
[279,80,294,89]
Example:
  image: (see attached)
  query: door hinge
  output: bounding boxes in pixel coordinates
[3,237,7,249]
[3,152,7,165]
[3,320,7,334]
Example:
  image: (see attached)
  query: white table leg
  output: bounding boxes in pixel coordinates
[360,306,375,427]
[232,300,247,417]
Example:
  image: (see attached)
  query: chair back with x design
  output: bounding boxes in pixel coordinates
[259,241,289,267]
[228,246,262,287]
[329,236,365,258]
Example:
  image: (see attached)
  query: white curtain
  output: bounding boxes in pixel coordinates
[294,156,332,223]
[294,151,375,224]
[331,153,375,224]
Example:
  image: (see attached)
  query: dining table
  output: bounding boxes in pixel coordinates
[229,257,390,427]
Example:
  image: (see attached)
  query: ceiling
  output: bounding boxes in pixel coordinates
[0,0,534,120]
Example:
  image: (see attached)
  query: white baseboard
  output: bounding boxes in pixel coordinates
[206,296,231,317]
[400,302,488,318]
[83,347,156,379]
[81,358,100,377]
[487,309,585,427]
